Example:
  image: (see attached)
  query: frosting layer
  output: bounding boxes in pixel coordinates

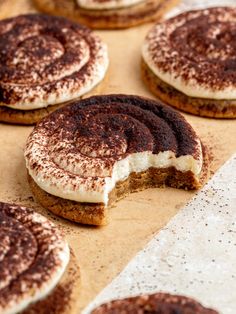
[77,0,144,10]
[142,7,236,100]
[25,95,203,205]
[0,202,69,314]
[0,14,108,110]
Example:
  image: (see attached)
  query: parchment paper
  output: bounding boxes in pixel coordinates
[0,0,235,313]
[84,155,236,314]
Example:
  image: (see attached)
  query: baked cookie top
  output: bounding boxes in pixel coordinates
[91,293,219,313]
[25,94,203,205]
[0,202,69,314]
[142,7,236,100]
[0,14,108,110]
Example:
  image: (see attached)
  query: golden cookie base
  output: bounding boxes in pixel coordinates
[141,59,236,118]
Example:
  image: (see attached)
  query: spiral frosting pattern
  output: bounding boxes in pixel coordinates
[142,7,236,99]
[0,202,69,314]
[91,293,218,313]
[25,95,203,205]
[0,14,108,110]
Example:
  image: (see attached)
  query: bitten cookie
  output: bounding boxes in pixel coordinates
[142,7,236,118]
[91,293,219,313]
[0,14,108,124]
[0,202,80,314]
[33,0,179,29]
[25,94,208,226]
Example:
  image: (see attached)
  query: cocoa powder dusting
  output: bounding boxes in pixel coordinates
[91,292,219,313]
[0,202,69,313]
[146,7,236,91]
[0,13,107,107]
[24,94,202,198]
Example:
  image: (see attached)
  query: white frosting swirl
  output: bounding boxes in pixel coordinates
[77,0,145,10]
[24,95,203,206]
[142,7,236,100]
[0,14,108,110]
[0,203,70,314]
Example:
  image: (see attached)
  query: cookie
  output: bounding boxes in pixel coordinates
[0,202,80,314]
[25,94,208,225]
[91,293,219,313]
[0,102,64,125]
[0,14,108,124]
[142,7,236,118]
[33,0,179,29]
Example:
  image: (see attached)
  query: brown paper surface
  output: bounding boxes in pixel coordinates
[0,1,236,312]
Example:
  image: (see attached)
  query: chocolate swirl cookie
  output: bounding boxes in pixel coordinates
[0,202,80,314]
[142,7,236,118]
[25,94,207,225]
[91,293,218,313]
[33,0,179,29]
[0,14,108,124]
